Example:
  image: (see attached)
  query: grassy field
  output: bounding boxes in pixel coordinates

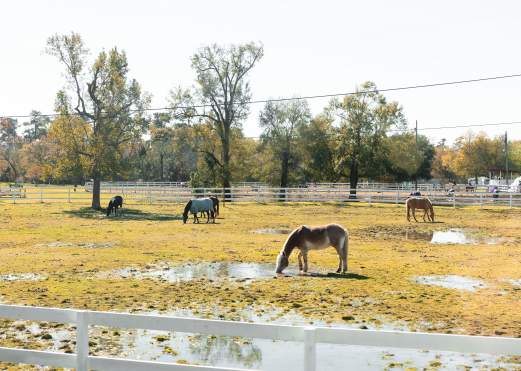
[0,201,520,369]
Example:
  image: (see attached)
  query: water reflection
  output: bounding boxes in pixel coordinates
[413,275,487,291]
[101,262,303,283]
[404,229,498,245]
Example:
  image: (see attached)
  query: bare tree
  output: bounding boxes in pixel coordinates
[170,42,263,198]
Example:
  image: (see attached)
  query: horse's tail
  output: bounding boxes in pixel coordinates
[342,229,349,272]
[215,197,219,217]
[405,198,410,221]
[427,198,435,222]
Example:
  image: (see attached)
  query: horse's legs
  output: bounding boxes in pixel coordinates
[422,209,428,222]
[297,251,304,271]
[302,251,309,272]
[406,205,411,222]
[412,208,418,222]
[336,251,342,273]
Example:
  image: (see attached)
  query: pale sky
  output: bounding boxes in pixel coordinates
[1,0,521,144]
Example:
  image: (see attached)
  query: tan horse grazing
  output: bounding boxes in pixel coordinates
[275,224,349,274]
[406,197,435,222]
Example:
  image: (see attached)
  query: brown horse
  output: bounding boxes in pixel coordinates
[275,224,349,274]
[406,197,435,222]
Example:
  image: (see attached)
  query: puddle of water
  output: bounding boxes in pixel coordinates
[413,275,486,291]
[402,229,499,245]
[253,229,291,235]
[34,241,115,248]
[101,262,300,283]
[0,273,45,282]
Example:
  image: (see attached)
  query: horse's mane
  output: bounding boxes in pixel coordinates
[280,226,303,256]
[183,200,192,216]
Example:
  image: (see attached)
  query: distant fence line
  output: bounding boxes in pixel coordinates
[2,186,521,207]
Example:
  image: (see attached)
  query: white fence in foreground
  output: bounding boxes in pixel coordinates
[0,304,520,371]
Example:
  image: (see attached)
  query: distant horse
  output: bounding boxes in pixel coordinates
[275,224,349,274]
[406,197,434,222]
[183,198,215,224]
[106,196,123,216]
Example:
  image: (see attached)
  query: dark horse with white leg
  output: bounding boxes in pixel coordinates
[275,224,349,274]
[183,198,215,224]
[106,196,123,216]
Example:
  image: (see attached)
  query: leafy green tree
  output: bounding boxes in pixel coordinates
[386,133,435,182]
[46,32,149,209]
[298,114,338,182]
[259,99,311,188]
[170,42,263,197]
[22,110,50,142]
[330,81,406,196]
[0,117,22,181]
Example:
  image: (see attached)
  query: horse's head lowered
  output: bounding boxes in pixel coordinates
[106,201,113,216]
[275,252,289,274]
[182,200,192,224]
[275,228,300,273]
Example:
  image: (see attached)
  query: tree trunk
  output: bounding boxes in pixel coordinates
[349,159,358,199]
[279,152,289,201]
[91,172,101,210]
[159,153,164,181]
[222,134,232,201]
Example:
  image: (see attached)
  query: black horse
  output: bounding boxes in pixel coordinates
[106,196,123,216]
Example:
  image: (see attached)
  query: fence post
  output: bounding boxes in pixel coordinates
[304,327,316,371]
[76,310,89,371]
[68,187,71,203]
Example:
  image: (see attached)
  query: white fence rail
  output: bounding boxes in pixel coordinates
[0,304,520,371]
[3,186,521,207]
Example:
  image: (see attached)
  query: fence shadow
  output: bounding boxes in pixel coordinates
[63,207,181,221]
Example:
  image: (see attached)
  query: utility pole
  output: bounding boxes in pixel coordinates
[415,120,418,190]
[505,131,509,184]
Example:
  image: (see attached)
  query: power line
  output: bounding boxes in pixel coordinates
[419,120,521,131]
[2,73,521,119]
[241,120,521,140]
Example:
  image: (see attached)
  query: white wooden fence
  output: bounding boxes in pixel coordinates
[3,186,521,207]
[0,304,520,371]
